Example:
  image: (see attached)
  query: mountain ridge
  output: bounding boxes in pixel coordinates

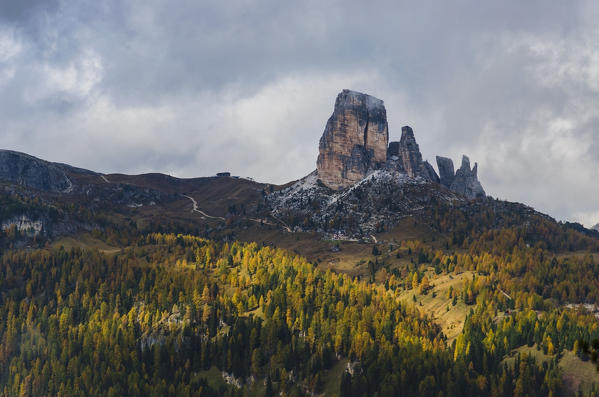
[0,90,597,249]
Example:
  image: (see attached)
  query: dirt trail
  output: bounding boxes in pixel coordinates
[183,194,291,232]
[183,195,225,220]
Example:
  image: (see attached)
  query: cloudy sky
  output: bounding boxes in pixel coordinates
[1,1,598,225]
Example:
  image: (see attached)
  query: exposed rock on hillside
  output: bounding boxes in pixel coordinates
[422,161,440,184]
[436,155,485,199]
[397,126,423,177]
[0,150,73,192]
[388,126,439,183]
[317,90,389,190]
[268,169,461,236]
[305,89,487,234]
[1,215,43,236]
[450,156,485,199]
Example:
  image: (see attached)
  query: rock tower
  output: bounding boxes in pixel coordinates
[316,90,389,190]
[316,89,485,199]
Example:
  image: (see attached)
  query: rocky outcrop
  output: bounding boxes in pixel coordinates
[268,167,463,236]
[397,126,422,178]
[316,90,484,199]
[450,156,485,199]
[317,90,389,190]
[435,155,485,199]
[436,156,455,188]
[0,150,72,192]
[1,215,43,236]
[388,126,439,183]
[422,161,440,184]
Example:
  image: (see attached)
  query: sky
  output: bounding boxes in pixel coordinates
[1,0,599,226]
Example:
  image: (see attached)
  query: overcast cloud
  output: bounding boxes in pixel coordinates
[1,0,598,225]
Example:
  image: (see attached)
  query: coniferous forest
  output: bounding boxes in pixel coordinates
[1,231,598,396]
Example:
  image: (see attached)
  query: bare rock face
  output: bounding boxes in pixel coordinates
[450,155,485,199]
[422,161,440,184]
[316,90,482,199]
[388,126,439,182]
[0,150,72,192]
[436,156,455,188]
[317,90,389,190]
[397,126,422,177]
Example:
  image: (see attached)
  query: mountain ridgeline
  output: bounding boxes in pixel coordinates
[0,89,596,246]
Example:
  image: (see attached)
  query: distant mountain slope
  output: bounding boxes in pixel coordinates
[1,147,598,256]
[1,89,598,254]
[0,149,273,245]
[0,149,90,192]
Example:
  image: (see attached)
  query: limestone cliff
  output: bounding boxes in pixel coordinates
[317,90,388,190]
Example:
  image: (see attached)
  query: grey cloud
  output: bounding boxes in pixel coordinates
[0,0,60,23]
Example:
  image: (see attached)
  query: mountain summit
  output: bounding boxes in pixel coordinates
[316,89,485,199]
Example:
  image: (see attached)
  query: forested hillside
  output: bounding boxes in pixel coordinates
[1,234,598,396]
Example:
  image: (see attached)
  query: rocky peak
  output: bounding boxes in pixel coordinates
[398,126,422,177]
[315,90,484,199]
[435,155,485,199]
[436,156,455,188]
[459,156,471,172]
[449,155,485,199]
[317,89,389,190]
[387,126,439,183]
